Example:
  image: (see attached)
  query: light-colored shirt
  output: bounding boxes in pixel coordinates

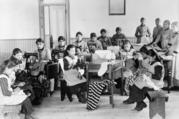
[155,28,173,49]
[73,40,89,54]
[34,47,52,62]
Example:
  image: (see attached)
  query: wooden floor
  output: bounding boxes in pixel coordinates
[32,90,179,119]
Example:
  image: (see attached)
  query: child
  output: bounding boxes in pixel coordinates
[59,44,87,103]
[153,20,173,50]
[111,27,126,46]
[120,40,138,73]
[98,29,112,50]
[123,47,165,111]
[0,60,34,119]
[52,36,66,62]
[135,17,151,44]
[87,33,103,53]
[152,18,163,44]
[115,40,139,93]
[73,32,89,55]
[153,20,173,88]
[34,38,52,62]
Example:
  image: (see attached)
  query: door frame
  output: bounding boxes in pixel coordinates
[38,0,70,45]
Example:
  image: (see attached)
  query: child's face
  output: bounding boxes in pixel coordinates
[58,40,65,46]
[91,37,97,41]
[101,32,106,37]
[76,35,83,42]
[141,19,146,25]
[163,22,170,30]
[155,19,160,26]
[14,52,23,60]
[116,30,121,34]
[124,43,131,51]
[68,47,76,57]
[37,42,45,50]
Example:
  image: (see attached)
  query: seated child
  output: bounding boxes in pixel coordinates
[115,40,139,91]
[0,60,34,119]
[73,32,89,55]
[52,36,66,62]
[123,47,164,111]
[111,27,126,46]
[9,48,35,101]
[87,33,103,53]
[59,44,87,103]
[98,29,112,50]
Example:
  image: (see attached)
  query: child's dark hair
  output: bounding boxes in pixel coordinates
[36,38,44,44]
[64,44,76,57]
[90,32,97,38]
[140,17,145,22]
[100,29,106,34]
[116,27,121,32]
[12,48,22,56]
[58,36,65,42]
[76,32,83,37]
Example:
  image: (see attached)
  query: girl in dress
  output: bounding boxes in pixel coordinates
[59,44,87,103]
[0,60,34,119]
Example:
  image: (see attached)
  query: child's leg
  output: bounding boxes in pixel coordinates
[60,80,66,101]
[76,83,87,103]
[66,86,73,102]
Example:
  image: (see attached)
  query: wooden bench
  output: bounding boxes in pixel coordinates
[147,90,168,119]
[0,104,24,119]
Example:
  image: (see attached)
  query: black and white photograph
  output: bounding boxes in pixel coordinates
[0,0,179,119]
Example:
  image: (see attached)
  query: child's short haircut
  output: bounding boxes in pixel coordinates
[76,32,83,37]
[36,38,44,44]
[164,20,170,25]
[90,32,97,38]
[155,18,160,21]
[58,36,65,42]
[140,17,145,22]
[12,48,22,56]
[116,27,121,32]
[100,29,106,34]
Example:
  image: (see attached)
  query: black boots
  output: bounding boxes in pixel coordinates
[134,101,147,111]
[76,91,87,103]
[123,98,135,104]
[60,80,73,102]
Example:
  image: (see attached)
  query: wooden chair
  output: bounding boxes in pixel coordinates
[46,63,60,92]
[86,61,123,108]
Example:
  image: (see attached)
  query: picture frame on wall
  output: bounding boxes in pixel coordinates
[109,0,126,15]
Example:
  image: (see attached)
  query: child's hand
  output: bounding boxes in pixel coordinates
[78,72,83,79]
[18,82,25,87]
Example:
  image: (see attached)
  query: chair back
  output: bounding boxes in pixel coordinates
[46,63,59,79]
